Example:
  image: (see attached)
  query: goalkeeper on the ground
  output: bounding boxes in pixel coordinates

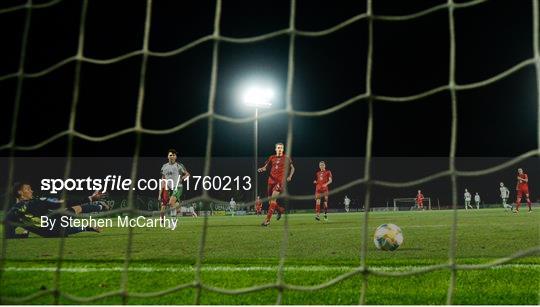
[4,182,109,239]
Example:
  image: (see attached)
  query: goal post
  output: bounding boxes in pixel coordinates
[393,197,432,211]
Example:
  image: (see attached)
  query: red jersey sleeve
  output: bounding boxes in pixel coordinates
[264,156,273,168]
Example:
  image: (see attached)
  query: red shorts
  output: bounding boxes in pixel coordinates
[315,187,329,199]
[267,180,284,196]
[517,186,529,198]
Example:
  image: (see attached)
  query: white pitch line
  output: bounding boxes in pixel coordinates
[322,224,450,230]
[2,264,539,273]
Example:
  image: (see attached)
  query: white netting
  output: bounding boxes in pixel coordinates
[0,0,539,304]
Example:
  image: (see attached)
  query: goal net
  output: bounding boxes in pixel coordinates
[0,0,539,305]
[393,197,432,211]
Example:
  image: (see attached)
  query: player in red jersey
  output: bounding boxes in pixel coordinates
[314,161,333,221]
[258,143,295,226]
[514,168,532,213]
[255,196,263,215]
[416,190,424,210]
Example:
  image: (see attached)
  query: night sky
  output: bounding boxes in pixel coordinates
[0,0,537,158]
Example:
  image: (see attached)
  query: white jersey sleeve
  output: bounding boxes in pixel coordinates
[177,163,186,174]
[160,164,166,176]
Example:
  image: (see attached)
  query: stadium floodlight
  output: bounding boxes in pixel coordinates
[239,83,275,203]
[241,85,274,108]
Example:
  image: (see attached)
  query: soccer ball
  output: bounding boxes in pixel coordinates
[373,223,403,251]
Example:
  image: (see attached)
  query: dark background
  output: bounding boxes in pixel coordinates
[0,0,538,206]
[1,157,538,208]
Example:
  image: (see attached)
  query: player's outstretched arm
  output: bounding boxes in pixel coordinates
[287,163,295,181]
[181,169,190,181]
[89,190,108,202]
[4,221,29,239]
[257,162,268,172]
[258,156,272,172]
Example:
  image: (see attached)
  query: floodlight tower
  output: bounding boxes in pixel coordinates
[241,85,274,203]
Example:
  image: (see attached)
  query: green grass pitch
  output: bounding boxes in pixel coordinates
[1,208,539,304]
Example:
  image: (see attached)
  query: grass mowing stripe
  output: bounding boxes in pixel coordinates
[3,264,539,273]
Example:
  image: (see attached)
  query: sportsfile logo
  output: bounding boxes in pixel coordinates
[40,175,181,194]
[40,175,252,194]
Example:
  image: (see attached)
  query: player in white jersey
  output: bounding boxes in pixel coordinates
[190,203,198,218]
[499,182,513,212]
[464,189,473,210]
[159,149,190,225]
[474,192,481,209]
[344,195,351,212]
[229,198,236,216]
